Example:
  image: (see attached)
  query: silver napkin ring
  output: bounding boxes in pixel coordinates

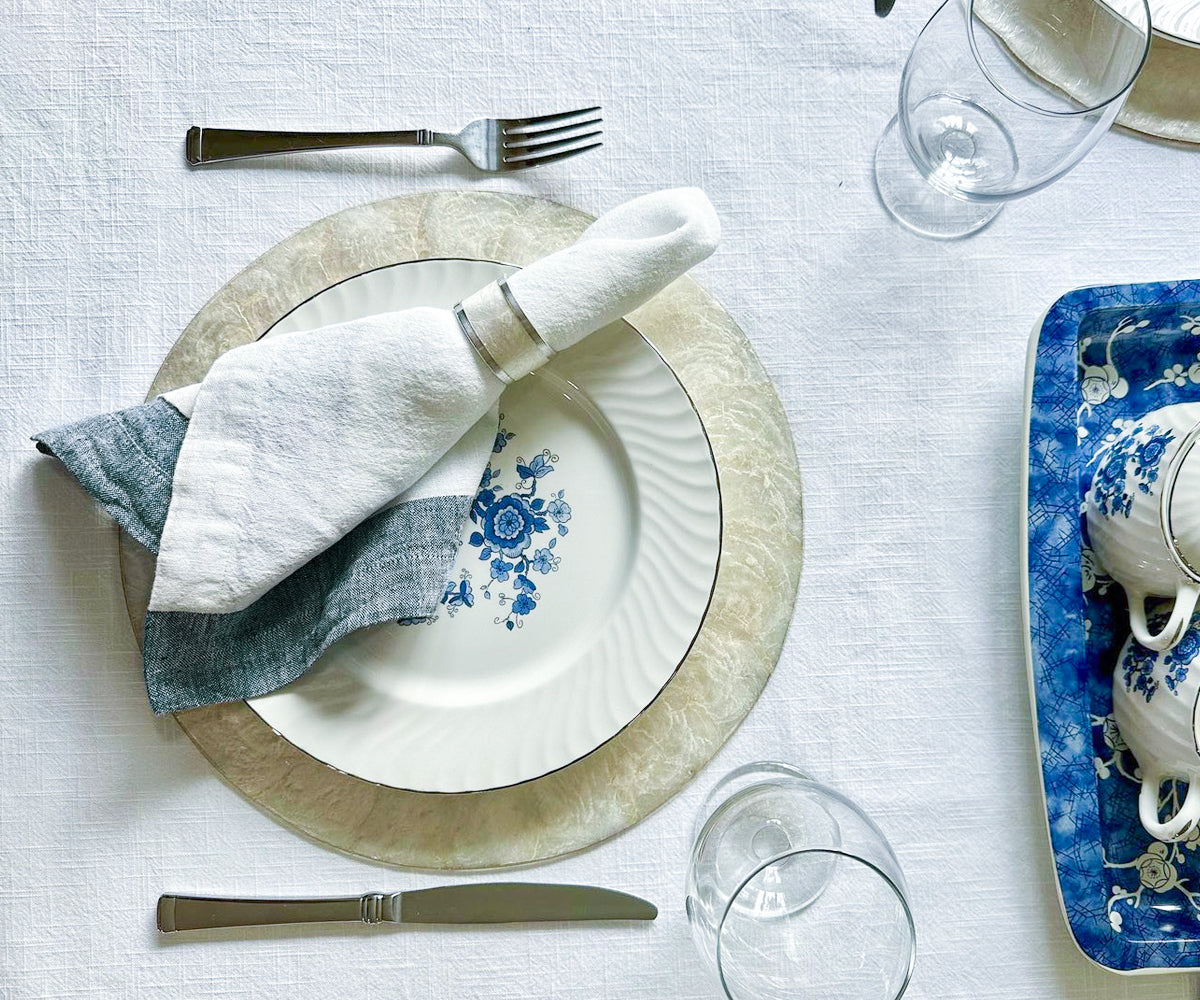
[497,278,554,366]
[454,303,514,384]
[454,278,554,384]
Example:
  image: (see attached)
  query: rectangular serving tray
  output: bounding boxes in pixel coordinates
[1023,278,1200,973]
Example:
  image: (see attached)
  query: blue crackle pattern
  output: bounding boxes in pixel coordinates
[1028,279,1200,970]
[441,419,572,630]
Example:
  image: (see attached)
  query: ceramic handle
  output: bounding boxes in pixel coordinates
[1128,584,1200,652]
[1139,772,1200,841]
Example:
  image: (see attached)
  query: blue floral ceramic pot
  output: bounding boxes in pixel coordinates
[1086,403,1200,651]
[1114,616,1200,841]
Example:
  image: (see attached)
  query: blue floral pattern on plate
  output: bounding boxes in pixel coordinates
[440,418,571,630]
[1027,279,1200,971]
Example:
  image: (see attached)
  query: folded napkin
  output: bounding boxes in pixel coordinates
[34,187,721,713]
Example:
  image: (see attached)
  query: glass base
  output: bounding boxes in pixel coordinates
[687,764,916,1000]
[873,115,1003,240]
[698,765,839,918]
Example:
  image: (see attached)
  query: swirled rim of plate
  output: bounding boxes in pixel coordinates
[239,256,724,794]
[1100,0,1200,48]
[1150,0,1200,47]
[1044,0,1200,48]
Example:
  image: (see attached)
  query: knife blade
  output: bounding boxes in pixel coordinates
[157,883,657,932]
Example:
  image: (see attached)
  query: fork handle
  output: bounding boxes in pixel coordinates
[186,127,433,165]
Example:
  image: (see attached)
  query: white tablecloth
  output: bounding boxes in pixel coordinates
[3,1,1199,997]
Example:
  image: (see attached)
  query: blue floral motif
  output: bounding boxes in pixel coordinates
[1091,448,1130,516]
[517,453,553,480]
[1120,640,1160,702]
[1164,626,1200,693]
[1133,435,1170,480]
[1091,423,1174,518]
[441,419,571,630]
[547,495,572,530]
[440,574,474,617]
[1117,608,1194,703]
[481,495,537,557]
[529,547,558,574]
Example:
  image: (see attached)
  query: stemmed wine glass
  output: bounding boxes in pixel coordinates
[874,0,1152,239]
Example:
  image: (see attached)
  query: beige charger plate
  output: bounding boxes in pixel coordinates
[977,0,1200,144]
[119,190,804,869]
[1119,33,1200,142]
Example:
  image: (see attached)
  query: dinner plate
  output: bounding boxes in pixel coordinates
[1023,277,1200,972]
[1151,0,1200,47]
[1031,0,1200,50]
[245,258,723,793]
[1106,0,1200,47]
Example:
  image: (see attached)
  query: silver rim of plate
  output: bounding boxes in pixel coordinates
[242,257,724,794]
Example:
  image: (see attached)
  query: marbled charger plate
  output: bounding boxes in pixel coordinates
[119,190,804,869]
[1023,277,1200,971]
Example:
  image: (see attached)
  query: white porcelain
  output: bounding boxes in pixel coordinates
[1086,402,1200,651]
[244,257,723,793]
[1113,620,1200,841]
[1148,0,1200,46]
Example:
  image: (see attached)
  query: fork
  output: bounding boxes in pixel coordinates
[185,106,603,169]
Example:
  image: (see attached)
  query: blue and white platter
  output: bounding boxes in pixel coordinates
[1023,278,1200,973]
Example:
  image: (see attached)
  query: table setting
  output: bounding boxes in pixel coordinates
[6,1,1200,997]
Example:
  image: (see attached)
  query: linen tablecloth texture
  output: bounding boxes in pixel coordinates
[32,188,718,712]
[5,2,1200,1000]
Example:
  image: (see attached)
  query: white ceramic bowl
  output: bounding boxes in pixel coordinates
[1113,618,1200,841]
[1086,402,1200,651]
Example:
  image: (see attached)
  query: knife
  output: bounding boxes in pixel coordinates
[157,883,657,932]
[875,0,896,15]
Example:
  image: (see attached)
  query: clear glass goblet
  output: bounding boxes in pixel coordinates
[873,0,1151,239]
[685,763,915,1000]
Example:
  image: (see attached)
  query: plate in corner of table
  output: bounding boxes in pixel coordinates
[1151,0,1200,47]
[1100,0,1200,47]
[245,257,723,794]
[1023,277,1200,973]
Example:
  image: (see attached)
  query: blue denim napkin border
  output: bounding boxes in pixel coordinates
[34,399,471,714]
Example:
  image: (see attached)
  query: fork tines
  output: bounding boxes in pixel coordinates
[502,106,603,168]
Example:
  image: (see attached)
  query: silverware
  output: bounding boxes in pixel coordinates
[185,106,603,169]
[876,0,896,15]
[157,883,656,932]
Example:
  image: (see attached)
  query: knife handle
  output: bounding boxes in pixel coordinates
[157,892,397,932]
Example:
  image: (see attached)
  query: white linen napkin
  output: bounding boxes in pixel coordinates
[150,187,721,616]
